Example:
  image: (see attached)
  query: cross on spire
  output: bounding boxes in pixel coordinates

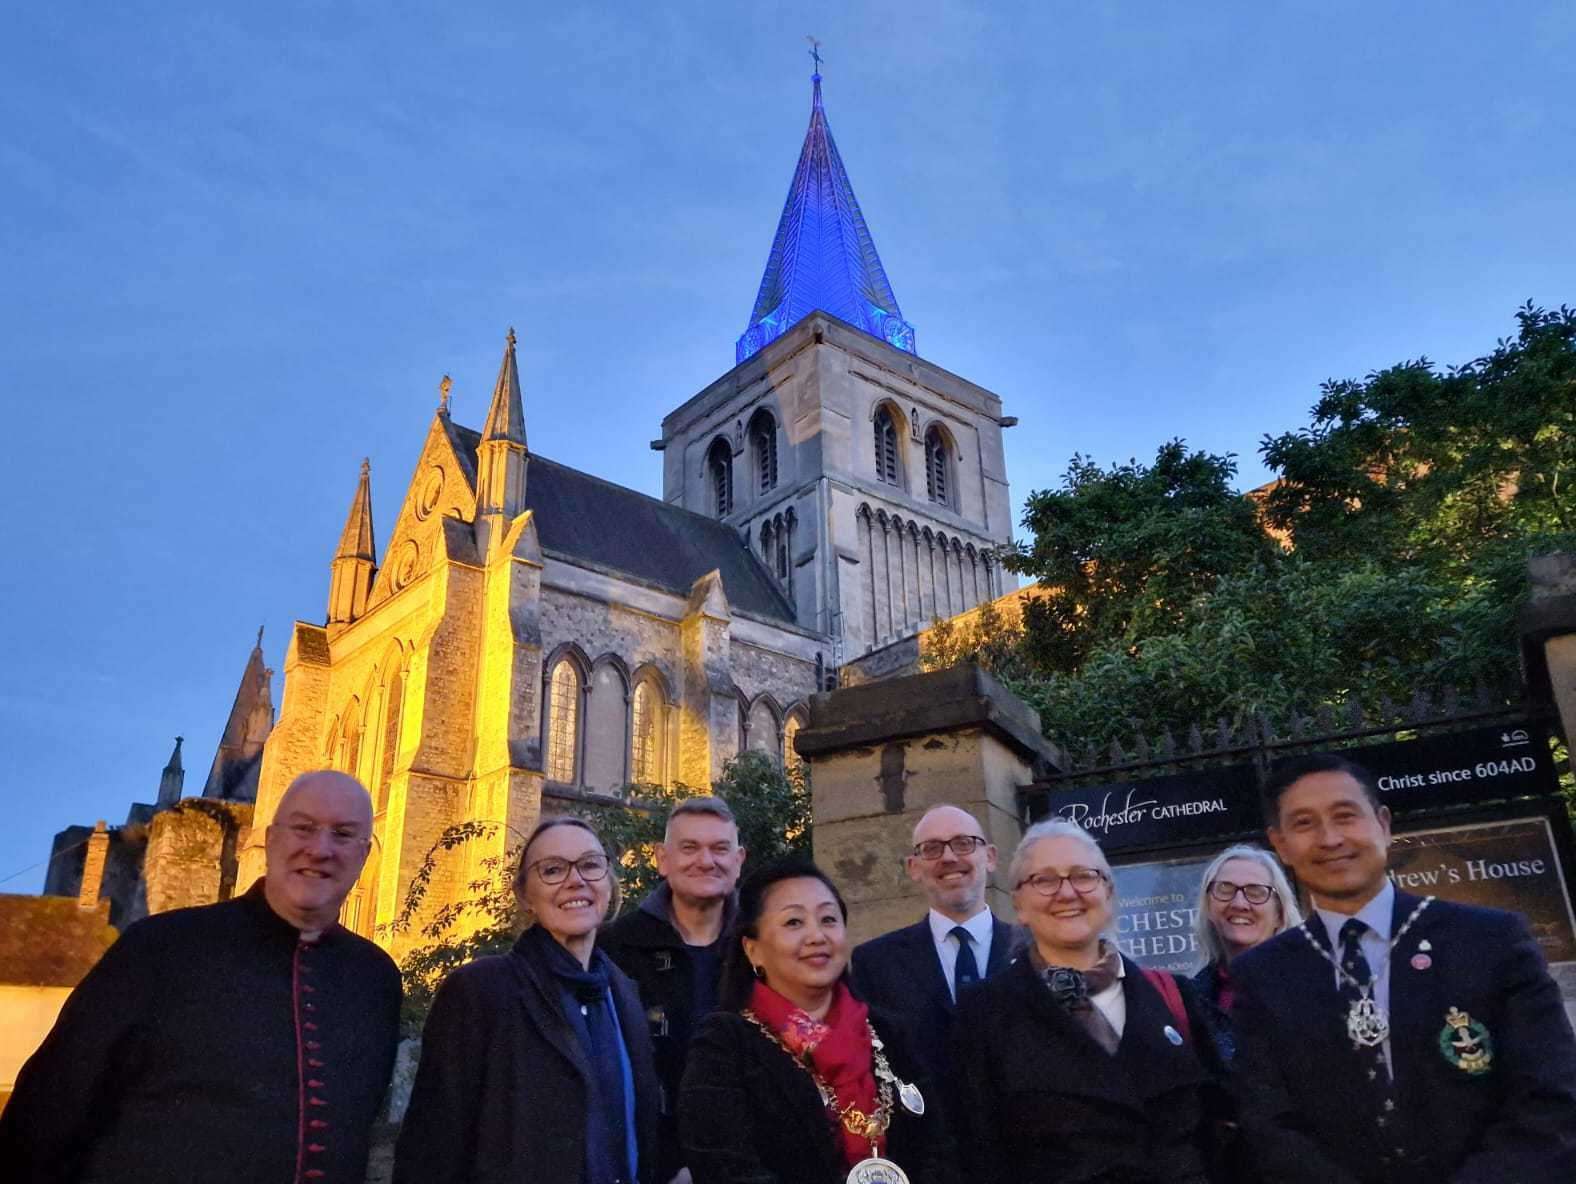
[806,36,823,76]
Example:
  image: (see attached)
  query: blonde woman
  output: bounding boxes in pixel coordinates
[396,817,660,1184]
[1190,844,1301,1064]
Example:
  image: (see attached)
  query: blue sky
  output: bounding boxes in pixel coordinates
[2,2,1572,892]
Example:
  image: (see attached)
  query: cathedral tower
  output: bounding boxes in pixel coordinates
[658,68,1016,664]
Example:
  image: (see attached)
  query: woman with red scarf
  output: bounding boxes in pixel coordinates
[679,858,958,1184]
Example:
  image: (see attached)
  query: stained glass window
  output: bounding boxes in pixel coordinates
[547,661,580,783]
[631,681,660,784]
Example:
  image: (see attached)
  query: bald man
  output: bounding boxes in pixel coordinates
[0,771,402,1184]
[851,805,1018,1126]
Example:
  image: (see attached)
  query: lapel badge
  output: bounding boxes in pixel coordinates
[1410,953,1432,971]
[1418,940,1432,951]
[1163,1024,1184,1046]
[1438,1007,1494,1076]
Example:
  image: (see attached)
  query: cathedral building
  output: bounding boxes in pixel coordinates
[204,70,1016,955]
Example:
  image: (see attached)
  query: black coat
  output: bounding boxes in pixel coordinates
[394,931,661,1184]
[0,881,401,1184]
[849,912,1017,1088]
[600,884,732,1180]
[1231,892,1576,1184]
[678,1005,959,1184]
[1190,960,1236,1064]
[954,953,1218,1183]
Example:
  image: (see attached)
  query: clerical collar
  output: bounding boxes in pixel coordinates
[1314,878,1395,946]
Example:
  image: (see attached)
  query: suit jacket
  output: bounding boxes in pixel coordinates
[1232,892,1576,1184]
[954,953,1217,1183]
[678,1005,959,1184]
[850,912,1017,1081]
[395,932,660,1184]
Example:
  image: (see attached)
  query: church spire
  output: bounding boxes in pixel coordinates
[156,735,185,809]
[736,63,915,364]
[328,460,377,625]
[201,631,274,802]
[476,328,529,538]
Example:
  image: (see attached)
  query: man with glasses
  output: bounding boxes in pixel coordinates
[851,804,1016,1126]
[0,770,402,1184]
[601,796,746,1184]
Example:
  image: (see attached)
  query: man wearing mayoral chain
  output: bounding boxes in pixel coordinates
[1231,754,1576,1182]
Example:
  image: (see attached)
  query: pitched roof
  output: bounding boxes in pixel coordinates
[446,423,797,626]
[737,72,915,364]
[0,894,118,987]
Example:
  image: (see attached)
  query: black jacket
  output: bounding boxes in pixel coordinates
[0,881,401,1184]
[601,883,733,1180]
[678,1005,960,1184]
[395,930,661,1184]
[1190,960,1236,1064]
[1232,893,1576,1184]
[850,912,1018,1085]
[954,953,1218,1183]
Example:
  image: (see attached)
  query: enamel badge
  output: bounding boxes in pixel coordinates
[1438,1007,1493,1075]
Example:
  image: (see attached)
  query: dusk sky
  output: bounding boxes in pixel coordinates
[3,2,1572,892]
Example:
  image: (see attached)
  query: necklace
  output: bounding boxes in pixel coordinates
[1297,895,1433,1050]
[741,1009,897,1148]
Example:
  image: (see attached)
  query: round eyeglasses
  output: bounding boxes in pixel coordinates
[529,854,612,885]
[1208,880,1275,906]
[912,835,988,861]
[1017,868,1108,896]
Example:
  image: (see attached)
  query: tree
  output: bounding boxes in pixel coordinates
[1006,440,1277,671]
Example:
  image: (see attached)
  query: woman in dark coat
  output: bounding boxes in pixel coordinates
[679,858,958,1184]
[395,817,659,1184]
[954,820,1223,1184]
[1189,843,1301,1064]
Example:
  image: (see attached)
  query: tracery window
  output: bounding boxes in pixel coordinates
[750,410,778,493]
[547,660,580,783]
[708,438,733,517]
[631,680,661,785]
[925,428,950,506]
[783,713,804,775]
[376,670,403,813]
[874,409,900,486]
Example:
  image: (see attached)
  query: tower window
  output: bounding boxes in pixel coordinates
[925,428,950,505]
[750,410,778,493]
[875,409,900,486]
[707,438,734,517]
[547,660,580,783]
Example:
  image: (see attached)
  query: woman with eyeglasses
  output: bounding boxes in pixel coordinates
[1190,844,1301,1063]
[953,819,1223,1183]
[678,857,958,1184]
[395,817,659,1184]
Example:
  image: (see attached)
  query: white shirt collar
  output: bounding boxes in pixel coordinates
[928,905,993,947]
[1315,878,1395,944]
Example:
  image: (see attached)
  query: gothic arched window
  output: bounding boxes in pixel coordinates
[376,669,403,813]
[783,712,805,776]
[749,410,778,494]
[874,408,900,486]
[547,660,581,783]
[631,680,663,785]
[925,427,950,506]
[707,438,733,517]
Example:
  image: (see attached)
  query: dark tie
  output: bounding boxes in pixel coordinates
[1339,918,1372,995]
[950,925,980,997]
[1335,918,1401,1155]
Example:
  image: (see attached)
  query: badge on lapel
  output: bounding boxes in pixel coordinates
[1438,1007,1493,1076]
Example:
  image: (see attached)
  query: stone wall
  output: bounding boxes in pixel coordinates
[143,800,253,915]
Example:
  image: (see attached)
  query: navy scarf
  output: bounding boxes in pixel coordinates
[526,926,638,1184]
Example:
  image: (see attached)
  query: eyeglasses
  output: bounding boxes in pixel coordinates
[913,835,988,860]
[1017,868,1107,896]
[529,854,612,885]
[1208,880,1276,906]
[282,821,368,848]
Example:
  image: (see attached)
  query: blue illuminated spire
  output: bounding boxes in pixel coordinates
[736,69,915,364]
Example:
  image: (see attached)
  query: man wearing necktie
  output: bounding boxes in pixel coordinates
[851,804,1018,1134]
[1231,754,1576,1183]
